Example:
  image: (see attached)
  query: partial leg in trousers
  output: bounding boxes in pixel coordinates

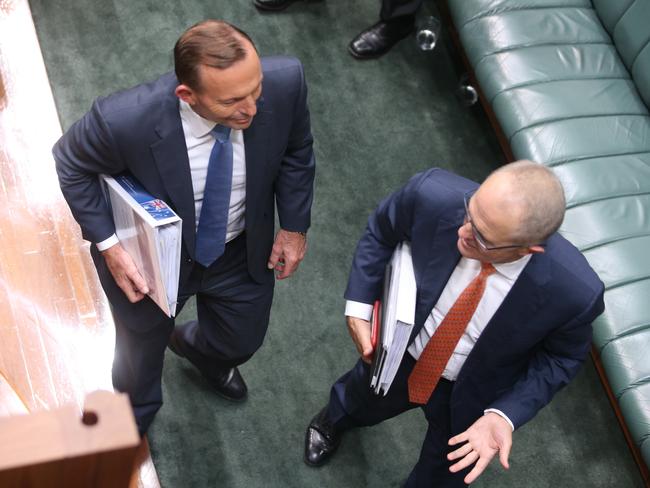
[404,380,471,487]
[380,0,424,23]
[174,232,275,376]
[328,356,418,431]
[326,355,470,486]
[111,311,174,436]
[91,244,194,435]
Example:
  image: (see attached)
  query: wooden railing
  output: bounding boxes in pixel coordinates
[0,1,159,486]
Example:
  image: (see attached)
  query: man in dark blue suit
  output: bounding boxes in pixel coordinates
[304,162,604,486]
[54,20,315,435]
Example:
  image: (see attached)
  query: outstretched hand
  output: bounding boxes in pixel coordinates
[102,243,149,302]
[267,229,307,279]
[447,412,512,484]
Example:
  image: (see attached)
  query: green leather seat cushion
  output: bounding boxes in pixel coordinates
[591,282,650,351]
[599,330,650,398]
[456,7,609,67]
[510,115,650,165]
[493,78,648,140]
[553,154,650,207]
[593,0,650,106]
[618,377,650,452]
[475,44,629,103]
[562,195,650,250]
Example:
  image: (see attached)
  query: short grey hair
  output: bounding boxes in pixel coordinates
[488,160,566,244]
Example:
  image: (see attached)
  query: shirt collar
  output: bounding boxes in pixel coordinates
[179,99,217,139]
[492,253,532,282]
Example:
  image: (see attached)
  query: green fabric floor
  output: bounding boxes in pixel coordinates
[30,0,643,486]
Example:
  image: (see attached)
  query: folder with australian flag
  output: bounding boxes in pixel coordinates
[100,173,182,318]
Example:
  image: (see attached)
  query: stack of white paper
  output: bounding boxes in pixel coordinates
[101,174,182,318]
[370,241,417,396]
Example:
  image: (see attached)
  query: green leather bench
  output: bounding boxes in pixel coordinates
[445,0,650,479]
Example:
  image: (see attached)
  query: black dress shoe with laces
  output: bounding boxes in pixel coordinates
[348,18,415,60]
[304,407,341,466]
[168,323,248,402]
[253,0,301,11]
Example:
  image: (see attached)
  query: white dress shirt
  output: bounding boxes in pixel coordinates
[97,100,246,250]
[344,254,532,430]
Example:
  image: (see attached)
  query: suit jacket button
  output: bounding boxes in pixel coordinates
[186,258,193,264]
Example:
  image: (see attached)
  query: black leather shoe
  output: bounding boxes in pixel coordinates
[253,0,301,11]
[304,407,341,466]
[168,324,248,402]
[348,19,415,60]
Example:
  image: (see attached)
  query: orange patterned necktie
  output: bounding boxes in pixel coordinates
[408,262,496,404]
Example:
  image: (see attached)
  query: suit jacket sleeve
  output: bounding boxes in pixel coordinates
[274,60,315,233]
[344,171,429,305]
[53,99,126,244]
[488,285,605,429]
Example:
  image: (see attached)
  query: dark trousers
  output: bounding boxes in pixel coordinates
[328,355,471,487]
[381,0,424,22]
[95,233,274,434]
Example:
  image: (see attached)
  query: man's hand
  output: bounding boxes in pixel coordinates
[267,229,307,280]
[346,316,373,364]
[447,412,512,484]
[102,243,149,302]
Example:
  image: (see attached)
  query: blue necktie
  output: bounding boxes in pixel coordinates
[195,125,233,267]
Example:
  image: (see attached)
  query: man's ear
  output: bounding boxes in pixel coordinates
[175,84,196,105]
[527,245,545,255]
[517,245,545,257]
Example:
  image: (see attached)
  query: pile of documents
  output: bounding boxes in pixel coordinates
[101,174,182,317]
[370,241,417,396]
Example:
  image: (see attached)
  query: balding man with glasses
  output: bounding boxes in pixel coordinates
[304,161,604,487]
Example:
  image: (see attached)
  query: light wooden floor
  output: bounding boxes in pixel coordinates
[0,1,158,486]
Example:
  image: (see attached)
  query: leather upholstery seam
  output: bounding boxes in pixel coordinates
[599,324,650,352]
[460,5,593,29]
[615,375,650,400]
[578,231,650,252]
[611,0,638,38]
[488,76,631,104]
[630,38,650,74]
[599,275,650,293]
[472,42,612,67]
[508,113,650,142]
[546,150,650,167]
[566,191,650,210]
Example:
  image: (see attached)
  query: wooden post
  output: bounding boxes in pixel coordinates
[0,390,140,487]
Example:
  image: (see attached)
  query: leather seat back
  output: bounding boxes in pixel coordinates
[592,0,650,107]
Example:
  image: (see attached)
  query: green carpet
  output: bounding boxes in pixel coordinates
[30,0,643,486]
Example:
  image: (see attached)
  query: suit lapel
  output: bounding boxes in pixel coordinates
[243,98,272,221]
[150,95,197,259]
[413,212,464,340]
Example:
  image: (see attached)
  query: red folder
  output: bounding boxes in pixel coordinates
[371,300,381,350]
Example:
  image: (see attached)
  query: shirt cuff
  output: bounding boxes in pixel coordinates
[344,300,373,321]
[96,234,119,251]
[484,408,515,431]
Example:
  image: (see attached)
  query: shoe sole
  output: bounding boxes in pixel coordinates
[304,456,327,467]
[211,387,248,403]
[347,44,389,60]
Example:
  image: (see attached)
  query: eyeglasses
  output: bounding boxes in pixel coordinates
[463,192,533,251]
